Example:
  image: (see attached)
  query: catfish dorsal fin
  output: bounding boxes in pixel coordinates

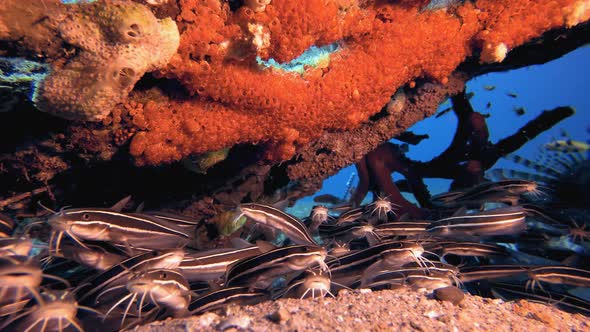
[255,240,276,253]
[230,237,253,249]
[135,202,145,213]
[452,207,467,217]
[111,195,132,212]
[397,213,410,221]
[271,198,289,211]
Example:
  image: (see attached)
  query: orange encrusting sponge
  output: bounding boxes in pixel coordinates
[128,0,588,165]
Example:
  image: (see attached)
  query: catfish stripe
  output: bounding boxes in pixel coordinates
[458,265,530,282]
[180,247,262,281]
[129,269,190,292]
[189,287,267,313]
[440,242,509,256]
[225,245,325,285]
[529,266,590,287]
[59,209,190,238]
[78,249,184,303]
[336,207,365,224]
[239,203,317,245]
[427,217,525,233]
[430,207,525,224]
[146,211,201,226]
[328,240,413,272]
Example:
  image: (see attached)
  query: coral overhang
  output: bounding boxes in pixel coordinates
[111,1,590,165]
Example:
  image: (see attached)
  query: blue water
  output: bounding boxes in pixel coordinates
[289,45,590,216]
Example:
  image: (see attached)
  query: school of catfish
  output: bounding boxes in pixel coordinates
[0,172,589,331]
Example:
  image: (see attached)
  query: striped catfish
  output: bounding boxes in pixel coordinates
[54,241,125,271]
[359,261,458,289]
[318,221,362,238]
[237,203,317,245]
[145,211,201,229]
[405,271,455,290]
[374,221,430,237]
[78,249,184,304]
[179,245,265,282]
[48,208,193,251]
[2,290,85,332]
[105,268,191,323]
[437,242,509,258]
[328,240,422,287]
[458,265,530,283]
[0,213,14,238]
[335,207,365,225]
[427,206,527,238]
[275,270,342,300]
[436,180,540,207]
[127,269,191,317]
[0,237,33,257]
[527,266,590,289]
[0,256,44,306]
[308,205,334,231]
[189,286,268,314]
[360,242,427,286]
[490,282,590,316]
[224,245,327,288]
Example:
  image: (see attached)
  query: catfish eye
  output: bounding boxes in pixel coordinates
[82,213,90,220]
[161,272,167,279]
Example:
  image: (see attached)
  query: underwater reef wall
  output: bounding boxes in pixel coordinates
[0,0,589,212]
[128,0,590,165]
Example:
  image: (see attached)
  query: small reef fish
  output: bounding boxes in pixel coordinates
[486,101,492,108]
[182,148,230,175]
[544,139,590,152]
[483,85,496,91]
[513,107,526,116]
[507,92,518,98]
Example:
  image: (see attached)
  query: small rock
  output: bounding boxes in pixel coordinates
[425,310,441,319]
[217,316,251,331]
[195,312,221,328]
[434,286,464,305]
[359,288,372,294]
[267,306,291,324]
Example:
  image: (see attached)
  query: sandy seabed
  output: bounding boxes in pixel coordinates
[137,288,590,332]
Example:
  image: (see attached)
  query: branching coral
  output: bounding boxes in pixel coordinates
[126,0,588,166]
